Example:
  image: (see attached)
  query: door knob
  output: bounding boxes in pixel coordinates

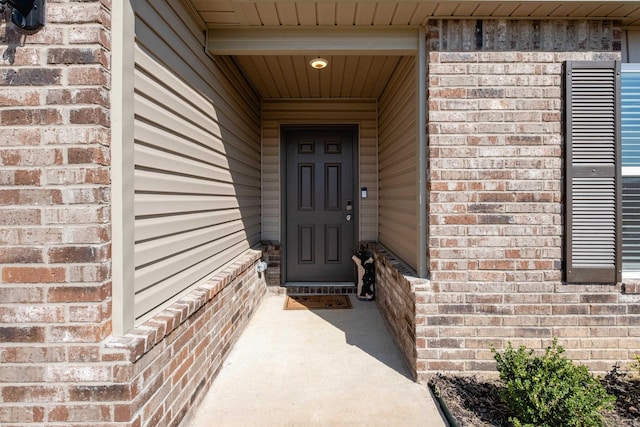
[346,214,352,222]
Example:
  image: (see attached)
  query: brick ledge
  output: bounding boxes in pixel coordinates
[365,242,431,292]
[104,247,264,362]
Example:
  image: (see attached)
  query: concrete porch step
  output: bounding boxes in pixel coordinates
[284,282,357,295]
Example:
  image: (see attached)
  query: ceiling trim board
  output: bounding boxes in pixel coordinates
[206,27,419,55]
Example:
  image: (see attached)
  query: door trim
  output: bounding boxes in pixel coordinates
[280,124,359,284]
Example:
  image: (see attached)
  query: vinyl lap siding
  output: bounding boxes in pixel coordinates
[262,99,378,243]
[134,0,261,321]
[378,57,417,270]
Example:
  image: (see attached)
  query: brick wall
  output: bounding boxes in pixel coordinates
[105,249,266,427]
[1,0,113,423]
[0,2,268,424]
[422,19,640,381]
[370,244,426,379]
[263,243,281,289]
[2,240,265,425]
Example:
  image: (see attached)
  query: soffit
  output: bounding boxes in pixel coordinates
[233,55,402,98]
[193,1,640,28]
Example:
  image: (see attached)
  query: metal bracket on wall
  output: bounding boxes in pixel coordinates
[0,0,45,32]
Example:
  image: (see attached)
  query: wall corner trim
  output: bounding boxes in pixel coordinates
[417,26,428,279]
[111,0,136,335]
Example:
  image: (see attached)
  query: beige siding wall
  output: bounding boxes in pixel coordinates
[133,0,261,321]
[378,56,418,270]
[262,99,378,243]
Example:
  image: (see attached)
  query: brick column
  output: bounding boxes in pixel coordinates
[0,0,112,422]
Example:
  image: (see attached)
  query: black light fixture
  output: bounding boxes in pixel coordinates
[0,0,45,32]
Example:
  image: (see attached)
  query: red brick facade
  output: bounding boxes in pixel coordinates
[2,6,640,424]
[419,19,640,381]
[1,0,113,423]
[0,1,267,425]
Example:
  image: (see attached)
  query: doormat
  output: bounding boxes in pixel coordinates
[284,295,352,310]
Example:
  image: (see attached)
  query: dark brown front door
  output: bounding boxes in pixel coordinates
[284,126,357,282]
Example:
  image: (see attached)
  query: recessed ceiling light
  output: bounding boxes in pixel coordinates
[309,58,328,69]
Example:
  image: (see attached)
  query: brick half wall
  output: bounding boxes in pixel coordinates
[105,249,266,427]
[369,244,428,380]
[0,248,266,425]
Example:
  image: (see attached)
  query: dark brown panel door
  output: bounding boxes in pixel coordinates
[284,126,356,282]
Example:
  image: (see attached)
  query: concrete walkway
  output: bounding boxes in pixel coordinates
[188,293,446,427]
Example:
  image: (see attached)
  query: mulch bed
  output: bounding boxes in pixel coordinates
[602,367,640,427]
[428,374,512,427]
[429,368,640,427]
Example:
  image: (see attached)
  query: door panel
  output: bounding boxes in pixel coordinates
[285,127,356,282]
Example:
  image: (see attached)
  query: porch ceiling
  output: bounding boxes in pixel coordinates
[233,55,402,98]
[197,0,640,99]
[193,0,640,28]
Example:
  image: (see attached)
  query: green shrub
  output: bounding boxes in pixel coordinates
[632,354,640,377]
[491,338,615,427]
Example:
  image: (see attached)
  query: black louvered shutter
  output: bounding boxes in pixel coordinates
[565,60,621,283]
